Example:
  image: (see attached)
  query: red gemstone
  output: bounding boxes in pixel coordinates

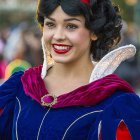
[42,95,54,103]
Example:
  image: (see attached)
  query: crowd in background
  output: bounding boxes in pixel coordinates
[0,20,140,93]
[0,22,43,83]
[115,21,140,93]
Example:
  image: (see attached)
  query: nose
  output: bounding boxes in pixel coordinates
[53,27,66,41]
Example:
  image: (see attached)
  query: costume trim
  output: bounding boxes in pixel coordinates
[89,45,136,82]
[41,94,57,107]
[62,110,103,140]
[21,66,135,108]
[117,120,132,140]
[41,38,48,79]
[98,121,102,140]
[41,42,136,83]
[16,97,21,140]
[37,108,51,140]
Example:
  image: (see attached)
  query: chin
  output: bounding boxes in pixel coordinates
[51,51,77,64]
[52,56,74,64]
[53,59,70,64]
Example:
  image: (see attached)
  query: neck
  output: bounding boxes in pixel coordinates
[48,56,94,83]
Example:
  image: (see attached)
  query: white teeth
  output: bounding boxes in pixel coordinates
[53,45,70,50]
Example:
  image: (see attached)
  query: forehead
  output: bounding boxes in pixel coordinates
[45,6,85,22]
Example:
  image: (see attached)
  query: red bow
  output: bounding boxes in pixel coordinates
[81,0,90,4]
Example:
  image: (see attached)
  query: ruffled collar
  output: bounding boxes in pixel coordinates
[21,65,135,108]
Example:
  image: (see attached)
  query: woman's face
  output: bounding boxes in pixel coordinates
[43,6,95,64]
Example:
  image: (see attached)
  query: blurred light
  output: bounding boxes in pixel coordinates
[125,0,138,6]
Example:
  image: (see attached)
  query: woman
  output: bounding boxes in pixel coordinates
[0,0,140,139]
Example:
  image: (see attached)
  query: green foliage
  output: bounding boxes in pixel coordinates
[112,0,134,22]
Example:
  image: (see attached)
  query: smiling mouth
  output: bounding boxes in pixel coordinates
[52,44,72,54]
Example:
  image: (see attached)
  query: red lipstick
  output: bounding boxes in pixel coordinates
[52,44,72,54]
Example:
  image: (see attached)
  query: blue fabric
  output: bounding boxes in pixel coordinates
[0,72,140,140]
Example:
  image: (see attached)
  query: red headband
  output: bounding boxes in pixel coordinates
[81,0,90,4]
[37,0,90,5]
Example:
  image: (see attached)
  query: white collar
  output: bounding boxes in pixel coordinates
[89,44,136,82]
[41,43,136,82]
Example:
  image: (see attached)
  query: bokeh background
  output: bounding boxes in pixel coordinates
[0,0,140,94]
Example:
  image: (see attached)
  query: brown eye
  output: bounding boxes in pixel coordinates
[45,22,55,28]
[66,24,78,30]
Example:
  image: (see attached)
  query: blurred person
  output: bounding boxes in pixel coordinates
[21,26,43,66]
[0,54,7,80]
[6,25,43,66]
[3,22,29,62]
[115,21,140,92]
[0,35,7,82]
[0,26,10,45]
[0,0,140,140]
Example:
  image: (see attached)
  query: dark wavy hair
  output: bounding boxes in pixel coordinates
[36,0,122,61]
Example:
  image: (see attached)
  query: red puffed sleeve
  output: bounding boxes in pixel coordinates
[116,120,132,140]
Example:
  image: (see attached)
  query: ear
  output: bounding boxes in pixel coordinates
[90,33,97,41]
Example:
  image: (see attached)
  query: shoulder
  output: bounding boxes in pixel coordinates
[87,92,140,140]
[21,65,43,91]
[0,71,24,109]
[109,93,140,113]
[100,93,140,139]
[102,92,140,118]
[21,65,42,83]
[0,71,24,89]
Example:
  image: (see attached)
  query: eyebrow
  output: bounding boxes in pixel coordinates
[45,17,82,23]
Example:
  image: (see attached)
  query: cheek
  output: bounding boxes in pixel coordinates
[43,28,52,44]
[42,30,53,51]
[68,30,90,45]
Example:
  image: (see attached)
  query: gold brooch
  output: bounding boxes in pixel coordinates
[41,94,57,107]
